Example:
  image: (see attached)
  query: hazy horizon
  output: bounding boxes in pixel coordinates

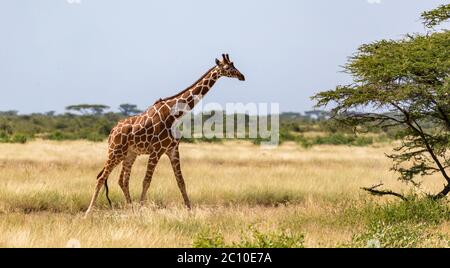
[0,0,448,114]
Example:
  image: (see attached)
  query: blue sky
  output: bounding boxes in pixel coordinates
[0,0,447,114]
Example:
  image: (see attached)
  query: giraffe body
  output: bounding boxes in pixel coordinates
[85,54,245,216]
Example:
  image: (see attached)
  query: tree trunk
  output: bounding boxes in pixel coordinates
[432,184,450,200]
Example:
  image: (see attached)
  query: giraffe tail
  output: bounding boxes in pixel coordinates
[96,167,112,209]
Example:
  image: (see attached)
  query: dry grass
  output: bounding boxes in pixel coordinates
[0,140,448,247]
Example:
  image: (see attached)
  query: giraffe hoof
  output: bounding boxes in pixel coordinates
[83,211,91,219]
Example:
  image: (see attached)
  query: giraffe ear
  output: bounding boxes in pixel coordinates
[215,58,221,66]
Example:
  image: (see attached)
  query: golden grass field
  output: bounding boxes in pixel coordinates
[0,140,448,247]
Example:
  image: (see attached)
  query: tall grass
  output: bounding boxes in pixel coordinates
[0,140,448,247]
[338,198,450,248]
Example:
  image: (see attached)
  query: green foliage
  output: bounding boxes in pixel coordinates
[0,112,123,142]
[10,134,28,144]
[351,221,428,248]
[290,133,374,147]
[86,132,106,142]
[313,4,450,198]
[45,131,76,141]
[279,128,297,142]
[363,198,450,225]
[234,227,305,248]
[193,226,305,248]
[0,104,390,146]
[198,136,223,143]
[346,198,450,248]
[312,133,373,146]
[421,4,450,28]
[180,137,196,143]
[192,230,226,248]
[0,133,30,143]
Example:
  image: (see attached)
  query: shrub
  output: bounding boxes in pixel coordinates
[351,221,428,248]
[279,129,297,143]
[362,198,450,225]
[10,134,28,144]
[0,133,30,143]
[313,133,373,146]
[193,226,305,248]
[198,136,223,143]
[346,198,450,248]
[45,131,67,140]
[353,136,374,146]
[293,133,374,148]
[0,132,10,143]
[192,230,226,248]
[181,137,196,143]
[235,227,305,248]
[86,133,105,142]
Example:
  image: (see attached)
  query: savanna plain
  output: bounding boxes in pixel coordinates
[0,140,449,247]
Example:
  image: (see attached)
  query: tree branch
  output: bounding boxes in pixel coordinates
[361,183,408,201]
[391,102,450,185]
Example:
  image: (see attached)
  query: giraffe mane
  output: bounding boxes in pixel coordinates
[155,66,216,104]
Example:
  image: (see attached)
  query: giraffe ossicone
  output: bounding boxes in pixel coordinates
[84,54,245,216]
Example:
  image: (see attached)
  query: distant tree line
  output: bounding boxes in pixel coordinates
[63,103,142,116]
[0,103,141,143]
[0,103,387,145]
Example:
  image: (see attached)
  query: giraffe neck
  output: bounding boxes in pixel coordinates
[186,67,220,107]
[147,66,222,126]
[158,66,221,114]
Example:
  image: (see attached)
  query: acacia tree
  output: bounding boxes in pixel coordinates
[66,104,110,116]
[118,103,142,116]
[313,4,450,200]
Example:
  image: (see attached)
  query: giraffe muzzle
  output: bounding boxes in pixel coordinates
[238,74,245,81]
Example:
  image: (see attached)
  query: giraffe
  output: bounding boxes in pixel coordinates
[85,54,245,216]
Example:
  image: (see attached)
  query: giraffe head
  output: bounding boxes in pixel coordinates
[215,54,245,81]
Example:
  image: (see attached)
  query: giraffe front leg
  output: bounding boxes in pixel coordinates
[167,146,191,209]
[140,152,161,204]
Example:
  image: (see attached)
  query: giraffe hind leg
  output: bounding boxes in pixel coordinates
[96,167,113,208]
[85,158,121,217]
[118,153,137,205]
[140,152,162,204]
